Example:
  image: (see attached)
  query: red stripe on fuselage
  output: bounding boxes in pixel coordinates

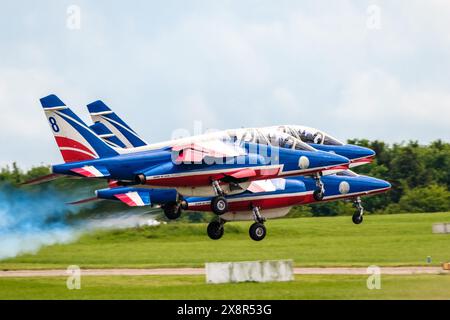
[351,156,374,164]
[187,188,390,213]
[188,194,309,212]
[146,168,282,187]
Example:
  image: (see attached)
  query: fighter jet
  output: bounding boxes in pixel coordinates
[32,95,349,218]
[83,171,391,241]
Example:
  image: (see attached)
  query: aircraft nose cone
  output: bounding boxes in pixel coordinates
[376,179,391,190]
[365,177,391,191]
[353,145,376,159]
[318,151,350,167]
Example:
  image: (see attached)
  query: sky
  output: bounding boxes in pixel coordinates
[0,0,449,168]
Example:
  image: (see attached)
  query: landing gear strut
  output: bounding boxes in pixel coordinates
[249,206,266,241]
[211,180,228,215]
[352,197,364,225]
[313,173,325,201]
[207,219,225,240]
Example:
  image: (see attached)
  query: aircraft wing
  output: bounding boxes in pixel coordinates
[114,191,151,206]
[70,165,111,178]
[247,178,286,193]
[173,140,245,163]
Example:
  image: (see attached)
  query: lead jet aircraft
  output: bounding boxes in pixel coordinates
[33,94,349,217]
[81,170,390,240]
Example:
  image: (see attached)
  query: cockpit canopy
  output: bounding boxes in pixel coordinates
[223,128,317,152]
[276,125,344,146]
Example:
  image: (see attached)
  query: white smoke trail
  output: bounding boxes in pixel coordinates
[0,184,81,260]
[0,184,160,260]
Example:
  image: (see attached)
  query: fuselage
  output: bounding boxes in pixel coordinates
[53,140,349,196]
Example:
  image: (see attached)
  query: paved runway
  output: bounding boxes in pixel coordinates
[0,266,448,277]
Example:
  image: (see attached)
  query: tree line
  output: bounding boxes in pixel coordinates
[1,139,449,218]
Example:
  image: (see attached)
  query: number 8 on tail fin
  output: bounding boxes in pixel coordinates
[40,94,119,163]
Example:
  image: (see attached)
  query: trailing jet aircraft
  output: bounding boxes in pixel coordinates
[85,100,360,199]
[86,101,373,174]
[35,94,349,218]
[80,170,391,241]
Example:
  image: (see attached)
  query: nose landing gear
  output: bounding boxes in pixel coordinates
[352,197,364,225]
[313,173,325,201]
[207,219,225,240]
[249,206,266,241]
[211,180,229,215]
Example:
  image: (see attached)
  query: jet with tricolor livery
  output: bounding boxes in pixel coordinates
[82,171,390,241]
[86,101,375,169]
[33,94,350,218]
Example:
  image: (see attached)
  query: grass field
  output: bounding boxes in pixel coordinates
[1,212,449,270]
[1,275,450,299]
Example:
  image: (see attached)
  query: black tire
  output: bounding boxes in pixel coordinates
[207,221,224,240]
[313,188,324,201]
[352,212,363,225]
[211,196,228,215]
[249,222,266,241]
[163,202,181,220]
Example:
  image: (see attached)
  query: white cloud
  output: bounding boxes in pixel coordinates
[333,69,450,141]
[0,1,450,166]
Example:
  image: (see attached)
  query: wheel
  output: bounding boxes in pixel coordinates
[207,221,224,240]
[163,202,181,220]
[249,222,266,241]
[211,196,228,215]
[313,188,324,201]
[352,212,363,225]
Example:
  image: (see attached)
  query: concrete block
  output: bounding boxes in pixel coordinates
[206,260,294,284]
[432,223,450,234]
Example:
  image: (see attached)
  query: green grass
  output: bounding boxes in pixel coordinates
[1,212,450,270]
[1,275,449,300]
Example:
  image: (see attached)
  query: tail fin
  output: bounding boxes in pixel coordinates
[40,94,119,163]
[89,122,127,148]
[87,100,148,148]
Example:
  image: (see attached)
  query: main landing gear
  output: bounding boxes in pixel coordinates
[313,173,325,201]
[211,180,229,215]
[162,196,187,220]
[206,206,268,241]
[162,201,182,220]
[352,197,364,225]
[249,206,266,241]
[207,219,225,240]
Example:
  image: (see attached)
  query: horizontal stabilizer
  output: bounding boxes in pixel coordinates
[21,173,63,186]
[68,197,100,205]
[70,165,110,178]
